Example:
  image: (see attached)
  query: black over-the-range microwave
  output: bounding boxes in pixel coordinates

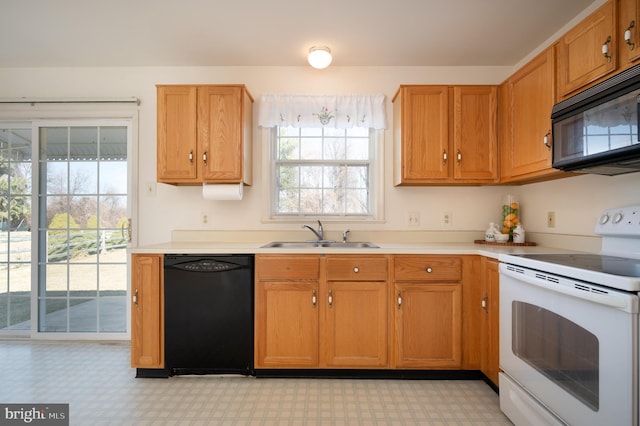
[551,63,640,175]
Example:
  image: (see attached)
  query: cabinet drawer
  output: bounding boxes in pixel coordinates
[326,256,388,281]
[256,255,320,280]
[394,256,462,281]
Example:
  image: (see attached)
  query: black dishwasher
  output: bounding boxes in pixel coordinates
[164,254,254,376]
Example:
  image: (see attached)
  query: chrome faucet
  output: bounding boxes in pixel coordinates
[302,220,324,241]
[342,228,350,243]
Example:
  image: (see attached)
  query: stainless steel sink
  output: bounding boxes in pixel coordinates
[261,241,379,249]
[319,242,379,248]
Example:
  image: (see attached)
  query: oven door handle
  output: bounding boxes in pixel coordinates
[501,266,632,311]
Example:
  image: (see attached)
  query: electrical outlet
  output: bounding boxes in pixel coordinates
[547,211,556,228]
[408,211,420,227]
[201,212,210,225]
[442,211,452,227]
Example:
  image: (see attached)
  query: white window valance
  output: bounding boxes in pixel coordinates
[258,93,386,129]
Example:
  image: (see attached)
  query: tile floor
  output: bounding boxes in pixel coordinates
[0,340,512,425]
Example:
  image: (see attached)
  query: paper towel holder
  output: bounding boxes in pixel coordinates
[202,182,244,201]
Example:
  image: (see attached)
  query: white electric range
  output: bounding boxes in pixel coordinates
[498,204,640,426]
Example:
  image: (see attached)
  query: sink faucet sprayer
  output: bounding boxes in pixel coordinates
[302,220,324,241]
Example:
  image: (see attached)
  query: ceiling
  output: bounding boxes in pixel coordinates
[1,0,596,68]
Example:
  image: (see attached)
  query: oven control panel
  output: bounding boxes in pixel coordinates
[595,204,640,236]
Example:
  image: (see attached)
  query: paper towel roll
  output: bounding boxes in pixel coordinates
[202,183,243,201]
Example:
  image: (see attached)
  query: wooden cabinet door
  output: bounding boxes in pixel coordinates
[255,281,319,368]
[323,281,388,367]
[620,0,640,66]
[255,255,320,368]
[393,255,463,369]
[556,0,617,98]
[157,86,198,183]
[131,254,164,369]
[502,48,556,181]
[198,86,249,183]
[480,257,500,386]
[394,86,449,184]
[452,86,498,182]
[395,282,462,368]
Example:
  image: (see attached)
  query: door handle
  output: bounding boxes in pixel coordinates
[121,218,132,243]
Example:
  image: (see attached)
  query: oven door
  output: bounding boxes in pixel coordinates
[500,263,638,426]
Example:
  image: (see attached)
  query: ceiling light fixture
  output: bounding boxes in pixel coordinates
[308,46,332,69]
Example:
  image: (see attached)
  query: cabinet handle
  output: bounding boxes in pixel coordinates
[203,151,208,165]
[481,293,488,313]
[442,149,448,164]
[456,149,462,164]
[353,267,359,273]
[626,21,636,51]
[397,290,402,309]
[543,130,552,150]
[426,267,433,273]
[328,289,333,308]
[189,150,193,163]
[312,289,317,307]
[602,36,612,63]
[133,288,138,306]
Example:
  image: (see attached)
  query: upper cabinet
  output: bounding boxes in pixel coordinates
[556,0,617,99]
[500,47,569,183]
[156,84,253,185]
[393,85,498,185]
[620,0,640,66]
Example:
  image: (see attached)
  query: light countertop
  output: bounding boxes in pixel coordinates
[129,241,581,259]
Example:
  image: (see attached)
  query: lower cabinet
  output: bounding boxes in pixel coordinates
[254,255,320,368]
[392,256,462,368]
[480,257,500,386]
[254,254,389,369]
[255,253,474,372]
[324,256,389,368]
[130,254,164,369]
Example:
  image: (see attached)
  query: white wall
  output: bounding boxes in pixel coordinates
[0,65,638,246]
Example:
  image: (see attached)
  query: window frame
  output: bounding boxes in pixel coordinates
[262,126,385,223]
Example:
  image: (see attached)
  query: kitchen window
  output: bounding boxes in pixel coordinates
[271,126,377,218]
[259,94,386,221]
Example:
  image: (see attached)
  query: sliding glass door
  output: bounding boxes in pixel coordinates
[0,119,132,337]
[0,126,32,331]
[37,123,130,334]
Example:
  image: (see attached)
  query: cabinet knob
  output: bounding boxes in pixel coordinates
[456,149,462,164]
[133,288,138,306]
[189,150,193,163]
[442,149,448,164]
[353,267,359,273]
[328,289,333,308]
[312,289,317,307]
[426,267,433,273]
[203,151,208,165]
